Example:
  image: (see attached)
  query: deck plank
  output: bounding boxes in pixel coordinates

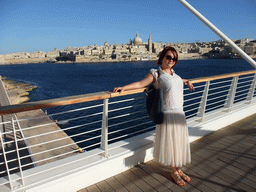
[179,168,216,192]
[105,177,129,192]
[195,150,256,183]
[191,155,254,192]
[148,161,216,192]
[139,161,191,192]
[122,169,157,192]
[114,172,143,192]
[187,160,232,192]
[96,180,115,192]
[77,188,88,192]
[138,161,179,191]
[145,161,203,192]
[129,166,169,192]
[86,184,101,192]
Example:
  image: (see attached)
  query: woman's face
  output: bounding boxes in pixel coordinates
[161,50,177,69]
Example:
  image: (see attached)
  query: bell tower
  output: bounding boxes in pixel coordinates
[148,34,152,53]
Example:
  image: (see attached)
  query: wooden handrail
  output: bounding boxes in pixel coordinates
[189,70,256,84]
[0,70,255,115]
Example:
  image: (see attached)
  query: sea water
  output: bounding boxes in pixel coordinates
[1,59,254,149]
[1,59,254,102]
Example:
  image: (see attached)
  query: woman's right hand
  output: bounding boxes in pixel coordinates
[113,73,154,93]
[113,87,125,93]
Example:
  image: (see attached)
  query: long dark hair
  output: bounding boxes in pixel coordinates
[157,46,178,66]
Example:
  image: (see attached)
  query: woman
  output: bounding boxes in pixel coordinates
[113,47,194,186]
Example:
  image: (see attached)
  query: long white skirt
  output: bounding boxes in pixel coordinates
[153,110,191,167]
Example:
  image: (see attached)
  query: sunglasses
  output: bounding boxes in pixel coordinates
[165,55,177,62]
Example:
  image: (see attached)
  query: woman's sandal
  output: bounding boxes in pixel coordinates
[171,173,186,186]
[179,171,191,182]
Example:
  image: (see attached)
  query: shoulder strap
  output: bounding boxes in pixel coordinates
[156,69,161,81]
[155,69,161,88]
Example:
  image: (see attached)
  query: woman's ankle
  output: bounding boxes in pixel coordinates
[170,166,177,173]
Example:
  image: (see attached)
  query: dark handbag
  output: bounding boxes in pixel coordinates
[145,70,164,124]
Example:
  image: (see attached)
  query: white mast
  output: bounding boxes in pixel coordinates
[177,0,256,69]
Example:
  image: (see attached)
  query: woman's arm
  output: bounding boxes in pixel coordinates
[182,79,195,91]
[113,73,155,93]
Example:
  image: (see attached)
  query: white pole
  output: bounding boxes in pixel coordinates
[197,81,210,122]
[12,118,25,187]
[101,98,108,158]
[177,0,256,69]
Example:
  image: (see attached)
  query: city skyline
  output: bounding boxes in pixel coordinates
[1,35,254,56]
[1,0,255,55]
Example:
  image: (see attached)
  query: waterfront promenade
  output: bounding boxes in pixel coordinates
[0,78,80,170]
[81,113,256,192]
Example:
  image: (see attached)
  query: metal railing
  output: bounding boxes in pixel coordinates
[0,70,256,191]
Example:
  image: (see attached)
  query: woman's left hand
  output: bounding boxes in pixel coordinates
[113,87,125,93]
[187,81,195,91]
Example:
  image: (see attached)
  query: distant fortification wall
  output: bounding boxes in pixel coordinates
[0,56,4,65]
[1,57,50,65]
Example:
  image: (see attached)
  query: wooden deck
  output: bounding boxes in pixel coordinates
[78,113,256,192]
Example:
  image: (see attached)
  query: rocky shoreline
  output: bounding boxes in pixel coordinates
[1,76,37,104]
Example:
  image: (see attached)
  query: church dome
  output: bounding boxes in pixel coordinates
[133,33,142,45]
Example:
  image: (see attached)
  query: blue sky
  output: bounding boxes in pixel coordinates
[0,0,255,55]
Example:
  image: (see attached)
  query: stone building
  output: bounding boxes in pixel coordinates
[244,46,255,55]
[46,47,60,58]
[129,45,147,54]
[58,33,156,59]
[148,34,152,53]
[133,33,143,45]
[0,55,5,64]
[103,47,113,55]
[91,46,104,56]
[91,49,100,56]
[29,51,46,58]
[125,33,154,54]
[113,44,130,54]
[243,41,256,55]
[153,43,164,54]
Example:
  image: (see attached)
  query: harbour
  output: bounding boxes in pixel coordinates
[0,63,255,191]
[1,0,256,190]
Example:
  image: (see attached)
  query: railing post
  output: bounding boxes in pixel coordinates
[101,99,109,158]
[246,73,256,104]
[197,81,210,122]
[0,130,14,190]
[224,76,239,112]
[12,118,25,188]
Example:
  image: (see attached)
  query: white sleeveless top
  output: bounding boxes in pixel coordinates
[150,67,184,112]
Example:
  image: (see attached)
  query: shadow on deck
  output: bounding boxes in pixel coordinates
[79,113,256,192]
